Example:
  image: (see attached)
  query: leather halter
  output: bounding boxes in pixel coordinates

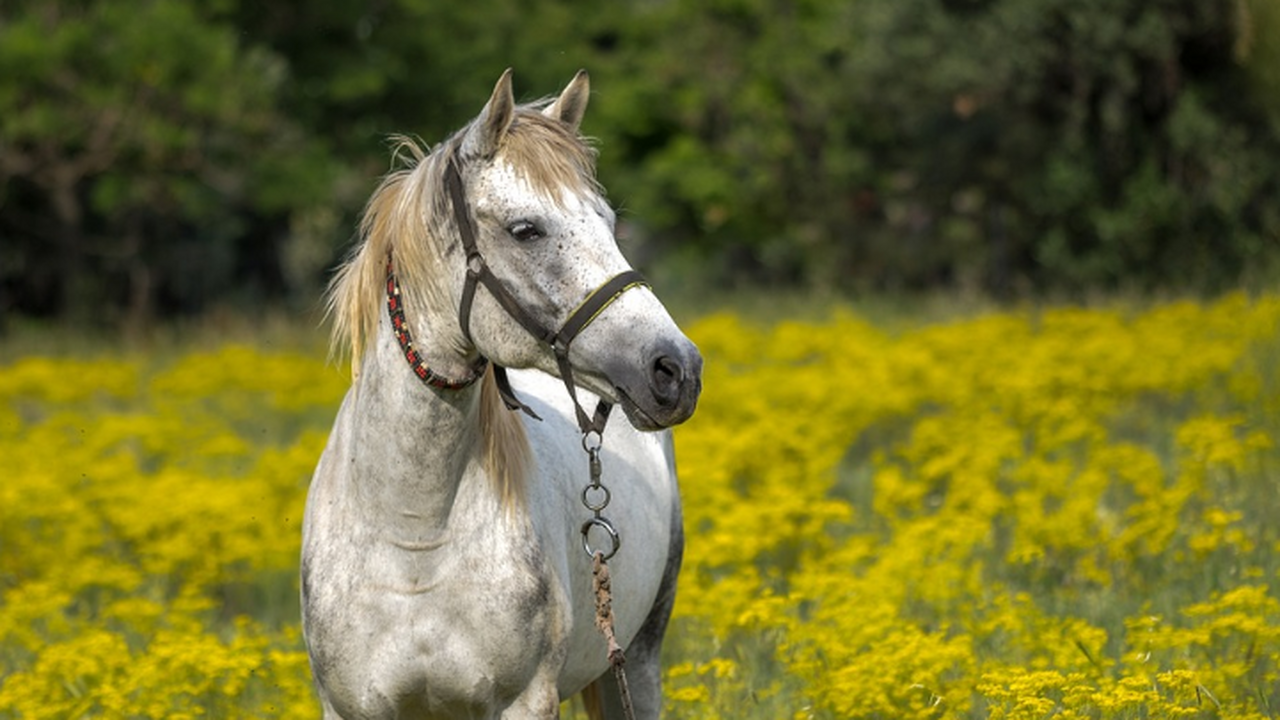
[401,153,647,436]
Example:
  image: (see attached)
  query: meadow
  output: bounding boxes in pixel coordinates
[2,293,1279,718]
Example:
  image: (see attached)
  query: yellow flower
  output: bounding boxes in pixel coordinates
[6,293,1280,718]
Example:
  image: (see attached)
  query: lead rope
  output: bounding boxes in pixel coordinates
[580,432,636,720]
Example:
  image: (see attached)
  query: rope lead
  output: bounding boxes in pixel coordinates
[593,550,635,719]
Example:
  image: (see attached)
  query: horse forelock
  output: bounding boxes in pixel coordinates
[497,107,602,205]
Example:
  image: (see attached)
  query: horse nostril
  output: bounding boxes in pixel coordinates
[650,355,683,406]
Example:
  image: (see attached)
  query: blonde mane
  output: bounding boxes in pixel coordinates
[324,108,602,510]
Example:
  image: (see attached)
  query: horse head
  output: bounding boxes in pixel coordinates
[445,70,702,431]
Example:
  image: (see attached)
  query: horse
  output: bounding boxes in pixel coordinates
[301,69,702,720]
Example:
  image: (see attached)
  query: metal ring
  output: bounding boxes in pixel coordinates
[581,517,620,560]
[581,484,611,513]
[581,431,603,454]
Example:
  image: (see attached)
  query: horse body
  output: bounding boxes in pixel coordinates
[302,70,699,719]
[303,359,680,718]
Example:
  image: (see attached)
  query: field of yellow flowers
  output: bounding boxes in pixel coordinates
[3,293,1280,718]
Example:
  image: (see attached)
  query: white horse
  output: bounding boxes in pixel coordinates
[302,69,702,720]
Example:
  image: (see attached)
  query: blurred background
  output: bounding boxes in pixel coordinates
[2,0,1279,334]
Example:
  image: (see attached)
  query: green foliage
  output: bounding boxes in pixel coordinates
[586,0,882,285]
[600,0,1280,293]
[2,0,1279,327]
[0,0,336,325]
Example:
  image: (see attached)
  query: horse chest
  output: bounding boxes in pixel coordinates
[410,553,559,689]
[308,524,566,718]
[406,530,561,647]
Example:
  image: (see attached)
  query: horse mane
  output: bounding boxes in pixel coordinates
[325,106,601,511]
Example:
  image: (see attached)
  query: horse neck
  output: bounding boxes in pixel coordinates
[344,308,489,537]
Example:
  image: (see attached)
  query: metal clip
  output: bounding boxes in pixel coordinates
[579,434,620,560]
[588,447,602,484]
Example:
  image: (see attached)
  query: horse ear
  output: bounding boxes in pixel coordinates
[542,69,590,132]
[464,68,515,158]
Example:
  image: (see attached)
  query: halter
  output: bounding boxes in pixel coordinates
[445,154,649,437]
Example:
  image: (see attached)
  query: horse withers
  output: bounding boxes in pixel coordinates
[301,69,702,719]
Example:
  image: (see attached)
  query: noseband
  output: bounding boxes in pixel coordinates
[387,153,648,436]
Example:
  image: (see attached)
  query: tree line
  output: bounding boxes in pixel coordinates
[2,0,1278,328]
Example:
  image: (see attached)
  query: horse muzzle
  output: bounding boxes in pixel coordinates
[613,337,702,431]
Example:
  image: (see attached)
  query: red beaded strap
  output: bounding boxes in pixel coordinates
[386,256,487,390]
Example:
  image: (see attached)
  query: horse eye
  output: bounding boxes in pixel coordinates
[507,220,543,243]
